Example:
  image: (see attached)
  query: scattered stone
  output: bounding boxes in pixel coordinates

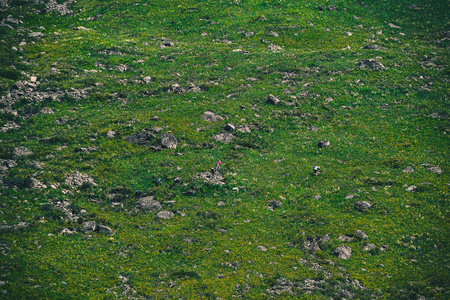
[345,194,359,200]
[74,26,90,31]
[97,224,114,234]
[60,228,76,236]
[267,200,283,210]
[65,171,97,187]
[82,221,98,232]
[257,245,267,251]
[406,185,417,192]
[317,140,330,148]
[212,132,235,143]
[266,94,280,105]
[268,31,279,37]
[30,76,37,83]
[334,245,352,259]
[156,210,174,220]
[201,111,223,122]
[106,130,116,138]
[1,121,20,132]
[362,44,387,50]
[197,170,225,185]
[403,166,414,173]
[138,196,162,212]
[124,129,156,146]
[304,234,330,253]
[363,243,376,251]
[11,81,25,90]
[354,201,372,211]
[267,44,282,52]
[160,132,178,149]
[338,235,354,242]
[13,146,33,157]
[40,107,54,114]
[46,0,74,15]
[142,76,151,84]
[309,126,318,132]
[244,31,254,37]
[355,230,368,240]
[225,123,235,131]
[428,166,442,174]
[217,201,226,206]
[344,31,353,36]
[388,23,401,29]
[160,37,174,48]
[313,195,322,200]
[359,59,386,70]
[307,20,314,26]
[31,178,47,189]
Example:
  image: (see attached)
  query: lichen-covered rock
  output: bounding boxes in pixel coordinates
[161,132,178,149]
[359,59,386,70]
[65,171,97,187]
[156,210,174,220]
[355,230,368,240]
[124,130,155,146]
[354,201,372,211]
[266,94,280,105]
[138,196,162,212]
[334,245,352,259]
[212,132,235,143]
[201,111,223,122]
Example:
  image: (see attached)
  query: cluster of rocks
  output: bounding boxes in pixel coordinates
[137,196,175,220]
[197,169,225,186]
[65,171,97,187]
[359,59,386,70]
[167,83,202,94]
[82,220,113,234]
[124,128,178,150]
[46,0,74,15]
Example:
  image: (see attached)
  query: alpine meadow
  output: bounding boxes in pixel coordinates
[0,0,449,299]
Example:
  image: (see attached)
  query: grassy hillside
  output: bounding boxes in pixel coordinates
[0,0,449,298]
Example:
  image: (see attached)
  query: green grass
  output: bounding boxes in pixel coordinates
[0,0,449,298]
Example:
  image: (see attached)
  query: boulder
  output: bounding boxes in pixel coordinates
[363,243,376,251]
[317,140,330,148]
[334,245,352,259]
[212,132,235,143]
[402,166,414,173]
[138,196,162,212]
[266,94,280,105]
[82,221,97,232]
[156,210,174,220]
[359,59,386,70]
[354,201,372,211]
[355,230,368,240]
[124,130,155,146]
[13,146,33,157]
[201,111,223,122]
[161,132,178,149]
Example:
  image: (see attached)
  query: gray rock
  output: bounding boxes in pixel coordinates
[268,31,279,37]
[138,196,162,212]
[124,130,156,146]
[60,228,76,236]
[97,224,114,234]
[225,123,235,131]
[388,23,401,29]
[212,132,235,143]
[338,235,354,242]
[1,121,20,132]
[201,111,223,122]
[74,26,90,31]
[197,171,225,185]
[237,125,252,133]
[359,59,386,70]
[362,44,387,50]
[82,221,98,232]
[428,166,442,174]
[363,243,376,251]
[406,185,417,192]
[40,107,54,114]
[142,76,151,84]
[257,245,267,251]
[106,130,116,138]
[161,132,178,149]
[156,210,174,220]
[31,178,47,189]
[309,126,319,132]
[160,37,174,48]
[46,0,74,15]
[266,94,280,105]
[13,146,33,157]
[403,166,414,173]
[267,200,283,209]
[334,245,352,259]
[65,171,97,187]
[355,230,368,240]
[344,31,353,36]
[354,201,372,211]
[325,5,336,11]
[317,140,330,148]
[267,44,282,52]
